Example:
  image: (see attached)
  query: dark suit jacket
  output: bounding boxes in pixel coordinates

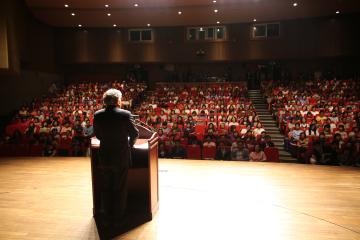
[94,106,139,167]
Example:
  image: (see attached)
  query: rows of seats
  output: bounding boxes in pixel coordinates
[0,81,147,157]
[135,83,280,161]
[262,79,360,166]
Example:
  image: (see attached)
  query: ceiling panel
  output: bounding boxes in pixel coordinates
[25,0,360,27]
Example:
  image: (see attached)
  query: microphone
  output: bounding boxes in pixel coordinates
[131,114,140,119]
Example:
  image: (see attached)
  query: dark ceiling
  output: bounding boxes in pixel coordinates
[25,0,360,28]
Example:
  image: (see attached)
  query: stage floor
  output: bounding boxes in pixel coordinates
[0,158,359,240]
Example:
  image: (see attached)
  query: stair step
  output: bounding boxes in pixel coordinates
[271,137,284,140]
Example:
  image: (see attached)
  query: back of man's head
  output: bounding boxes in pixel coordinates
[103,88,122,106]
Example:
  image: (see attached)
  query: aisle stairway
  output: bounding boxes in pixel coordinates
[248,90,297,163]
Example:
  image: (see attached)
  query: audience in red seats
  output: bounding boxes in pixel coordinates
[134,83,278,161]
[263,79,360,166]
[0,81,146,157]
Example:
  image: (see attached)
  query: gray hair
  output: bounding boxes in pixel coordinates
[103,88,122,106]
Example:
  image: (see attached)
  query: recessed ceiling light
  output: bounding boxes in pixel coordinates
[71,13,75,16]
[253,27,257,30]
[134,3,139,7]
[78,24,82,27]
[217,28,220,32]
[214,9,218,13]
[105,4,109,8]
[200,27,204,31]
[213,0,217,3]
[178,11,182,15]
[216,21,220,24]
[293,2,298,7]
[253,18,257,22]
[336,10,340,14]
[147,23,151,27]
[107,13,111,16]
[64,4,69,8]
[113,24,117,27]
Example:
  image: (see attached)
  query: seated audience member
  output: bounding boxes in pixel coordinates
[60,122,72,134]
[25,122,38,135]
[297,132,309,163]
[253,123,265,137]
[316,110,328,123]
[203,136,216,148]
[264,135,275,148]
[285,123,302,150]
[341,133,360,166]
[188,134,201,145]
[240,124,252,136]
[331,133,345,165]
[306,123,319,136]
[289,123,303,142]
[299,118,308,129]
[215,142,231,160]
[43,144,57,157]
[158,142,168,158]
[336,125,348,140]
[311,133,335,165]
[231,141,249,161]
[71,137,83,156]
[157,129,168,143]
[348,127,359,138]
[322,124,333,138]
[39,122,50,134]
[83,120,94,138]
[249,144,267,162]
[171,140,187,159]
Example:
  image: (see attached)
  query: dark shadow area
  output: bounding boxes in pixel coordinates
[94,194,152,239]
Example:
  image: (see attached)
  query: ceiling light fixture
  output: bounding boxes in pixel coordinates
[147,23,151,27]
[78,24,82,27]
[293,2,298,7]
[178,11,182,15]
[214,9,218,13]
[64,4,69,8]
[336,10,340,14]
[113,24,117,27]
[107,13,111,16]
[134,3,139,7]
[253,18,257,22]
[216,21,220,24]
[71,13,75,16]
[213,0,217,3]
[105,4,109,8]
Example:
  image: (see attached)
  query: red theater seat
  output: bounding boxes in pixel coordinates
[186,145,201,159]
[264,147,280,162]
[202,146,216,160]
[14,144,30,156]
[29,144,44,156]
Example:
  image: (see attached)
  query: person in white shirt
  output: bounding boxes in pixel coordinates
[253,123,265,137]
[289,123,303,141]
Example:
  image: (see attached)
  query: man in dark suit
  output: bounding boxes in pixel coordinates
[93,88,139,224]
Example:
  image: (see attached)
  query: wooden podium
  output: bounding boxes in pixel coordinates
[90,124,159,225]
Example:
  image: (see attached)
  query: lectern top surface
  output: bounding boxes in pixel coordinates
[91,138,148,150]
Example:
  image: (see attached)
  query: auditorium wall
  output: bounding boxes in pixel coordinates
[0,0,61,115]
[55,14,360,64]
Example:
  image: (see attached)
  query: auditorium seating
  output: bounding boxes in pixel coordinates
[134,83,278,161]
[262,79,360,165]
[0,81,147,157]
[0,81,287,161]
